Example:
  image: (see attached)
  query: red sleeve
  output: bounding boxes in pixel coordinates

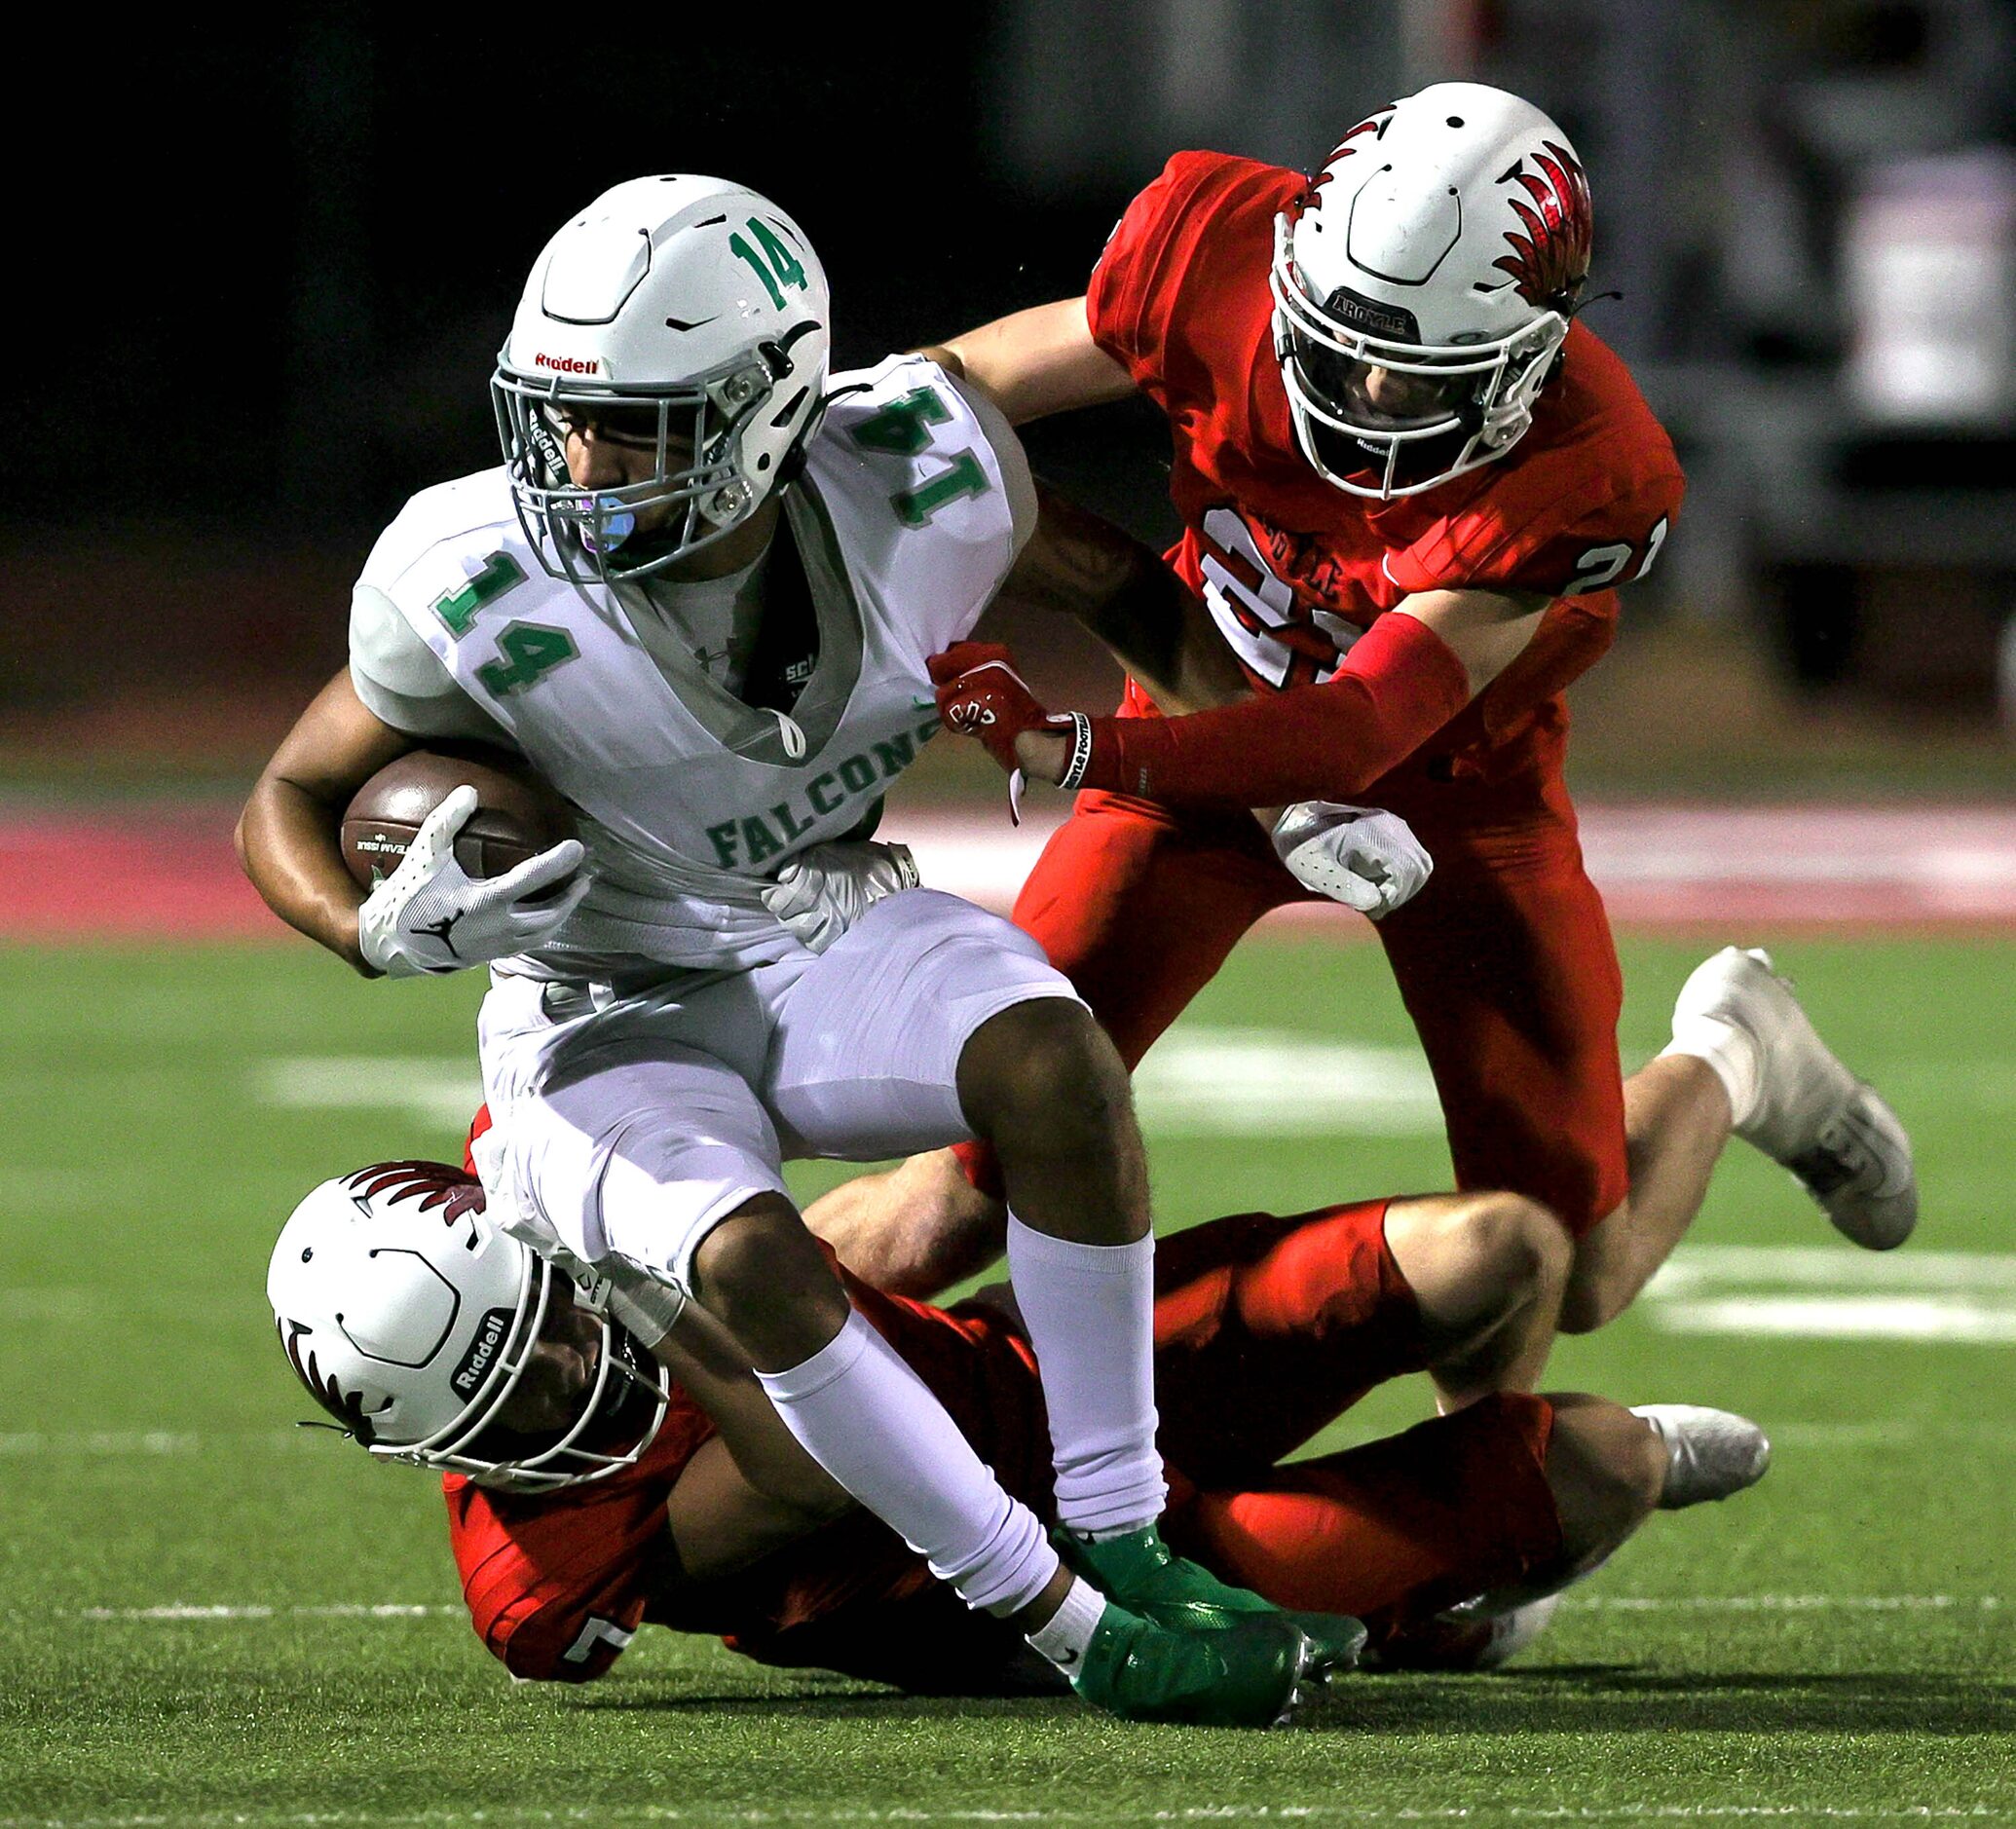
[445,1448,685,1682]
[467,1548,654,1683]
[1086,611,1473,808]
[1386,327,1686,602]
[1087,151,1283,401]
[1387,468,1682,602]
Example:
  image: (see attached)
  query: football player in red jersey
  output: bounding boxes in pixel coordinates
[815,82,1916,1337]
[269,1158,1768,1692]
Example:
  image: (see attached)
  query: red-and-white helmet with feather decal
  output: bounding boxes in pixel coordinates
[1270,82,1593,499]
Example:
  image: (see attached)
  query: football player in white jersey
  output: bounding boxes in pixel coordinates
[237,175,1391,1726]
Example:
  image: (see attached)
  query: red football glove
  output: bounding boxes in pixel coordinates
[929,643,1103,822]
[927,644,1056,772]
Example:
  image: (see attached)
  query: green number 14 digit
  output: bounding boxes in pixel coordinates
[476,621,579,697]
[729,217,809,311]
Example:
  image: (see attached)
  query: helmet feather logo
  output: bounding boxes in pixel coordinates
[1308,111,1391,200]
[346,1161,487,1224]
[280,1321,390,1446]
[1492,142,1592,306]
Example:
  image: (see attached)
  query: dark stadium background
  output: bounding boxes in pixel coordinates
[10,1,2016,796]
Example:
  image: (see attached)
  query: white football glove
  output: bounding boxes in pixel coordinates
[761,840,921,954]
[356,784,589,978]
[1271,800,1433,919]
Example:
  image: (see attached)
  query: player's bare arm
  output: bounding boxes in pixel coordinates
[659,1437,852,1582]
[236,668,416,973]
[654,1306,854,1581]
[1397,585,1553,698]
[920,297,1134,427]
[1004,481,1249,717]
[654,1302,852,1530]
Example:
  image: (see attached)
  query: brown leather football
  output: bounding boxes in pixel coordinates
[340,743,579,893]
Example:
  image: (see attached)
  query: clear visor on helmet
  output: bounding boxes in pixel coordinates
[491,353,778,585]
[383,1257,670,1494]
[1289,339,1493,434]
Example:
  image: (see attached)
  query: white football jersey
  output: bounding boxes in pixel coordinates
[349,355,1031,978]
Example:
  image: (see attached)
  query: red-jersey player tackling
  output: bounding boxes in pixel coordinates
[828,82,1915,1336]
[269,1160,1768,1694]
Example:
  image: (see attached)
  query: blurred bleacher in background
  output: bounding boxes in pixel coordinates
[6,0,2015,810]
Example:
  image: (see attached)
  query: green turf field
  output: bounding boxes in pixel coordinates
[3,934,2011,1825]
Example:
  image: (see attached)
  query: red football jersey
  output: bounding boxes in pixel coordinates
[442,1261,1051,1685]
[1087,150,1684,756]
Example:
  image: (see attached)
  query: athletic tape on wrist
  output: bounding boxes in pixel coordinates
[1055,713,1095,791]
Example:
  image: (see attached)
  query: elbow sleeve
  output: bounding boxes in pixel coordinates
[1087,613,1473,807]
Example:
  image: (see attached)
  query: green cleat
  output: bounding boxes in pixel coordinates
[1060,1524,1366,1669]
[1070,1600,1319,1728]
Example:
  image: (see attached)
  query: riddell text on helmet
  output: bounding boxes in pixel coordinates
[533,353,601,374]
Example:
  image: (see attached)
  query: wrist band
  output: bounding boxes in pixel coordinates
[1055,712,1095,791]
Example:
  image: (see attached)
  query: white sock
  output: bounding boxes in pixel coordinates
[1005,1214,1167,1536]
[1026,1574,1108,1672]
[755,1310,1058,1615]
[1661,1014,1762,1130]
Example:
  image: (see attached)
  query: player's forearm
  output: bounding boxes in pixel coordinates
[1041,612,1475,808]
[236,777,373,973]
[657,1311,854,1523]
[1075,542,1250,719]
[663,1436,852,1583]
[925,298,1135,427]
[1006,486,1247,716]
[240,668,418,973]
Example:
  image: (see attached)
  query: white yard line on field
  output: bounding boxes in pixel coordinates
[257,1056,482,1127]
[1642,1246,2016,1345]
[0,1430,316,1455]
[252,1033,1448,1138]
[1648,1248,2016,1291]
[1649,1296,2016,1343]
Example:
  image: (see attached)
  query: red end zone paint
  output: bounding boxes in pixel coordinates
[0,809,287,942]
[4,803,2016,941]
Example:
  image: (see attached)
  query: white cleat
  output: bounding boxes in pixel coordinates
[1359,1590,1561,1672]
[1631,1403,1772,1509]
[1461,1590,1563,1669]
[1672,946,1917,1249]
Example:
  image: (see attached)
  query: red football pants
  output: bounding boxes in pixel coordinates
[1003,737,1628,1238]
[704,1198,1563,1684]
[1146,1198,1563,1635]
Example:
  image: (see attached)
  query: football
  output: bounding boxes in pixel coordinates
[340,742,579,893]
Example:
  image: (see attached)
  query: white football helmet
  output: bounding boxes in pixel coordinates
[268,1162,667,1492]
[1271,83,1593,499]
[493,174,832,583]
